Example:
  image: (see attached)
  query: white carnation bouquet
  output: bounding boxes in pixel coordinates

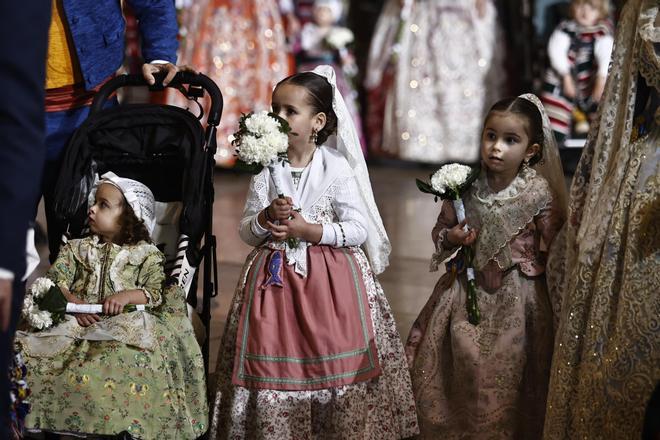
[416,163,481,325]
[232,110,299,248]
[232,111,290,169]
[22,278,63,330]
[23,277,145,331]
[324,27,357,78]
[325,27,354,50]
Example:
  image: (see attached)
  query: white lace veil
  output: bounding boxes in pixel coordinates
[311,65,392,274]
[519,93,568,219]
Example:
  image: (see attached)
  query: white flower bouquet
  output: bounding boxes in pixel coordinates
[417,163,478,201]
[23,277,145,331]
[416,163,481,325]
[324,27,354,50]
[232,111,290,170]
[22,278,64,330]
[232,110,299,248]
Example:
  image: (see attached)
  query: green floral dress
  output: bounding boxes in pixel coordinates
[16,236,208,439]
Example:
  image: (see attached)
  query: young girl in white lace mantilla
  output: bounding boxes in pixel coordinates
[210,65,418,439]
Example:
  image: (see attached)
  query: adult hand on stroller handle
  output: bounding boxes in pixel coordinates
[142,62,178,86]
[90,71,223,126]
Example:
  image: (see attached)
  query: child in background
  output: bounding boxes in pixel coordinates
[17,172,207,439]
[406,95,567,438]
[209,65,418,439]
[541,0,614,142]
[296,0,365,153]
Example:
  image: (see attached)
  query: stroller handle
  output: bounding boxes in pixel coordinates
[90,72,223,126]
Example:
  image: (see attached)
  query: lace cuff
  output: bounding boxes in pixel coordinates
[239,214,270,247]
[430,228,459,272]
[250,214,270,238]
[140,288,162,307]
[319,224,337,246]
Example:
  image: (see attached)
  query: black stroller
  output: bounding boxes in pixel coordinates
[50,72,223,368]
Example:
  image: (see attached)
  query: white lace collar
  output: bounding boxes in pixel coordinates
[473,166,537,205]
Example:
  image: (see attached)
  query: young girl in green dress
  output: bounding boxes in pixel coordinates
[17,172,208,439]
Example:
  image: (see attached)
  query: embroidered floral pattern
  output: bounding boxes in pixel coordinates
[17,236,207,438]
[210,248,419,439]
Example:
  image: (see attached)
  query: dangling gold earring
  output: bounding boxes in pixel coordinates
[310,128,318,145]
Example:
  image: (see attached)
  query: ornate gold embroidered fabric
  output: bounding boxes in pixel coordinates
[544,1,660,438]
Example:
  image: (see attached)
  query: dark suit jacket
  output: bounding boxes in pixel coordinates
[0,2,51,436]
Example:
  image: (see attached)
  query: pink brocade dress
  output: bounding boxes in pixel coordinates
[405,167,564,439]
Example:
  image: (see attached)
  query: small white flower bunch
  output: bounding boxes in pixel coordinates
[430,164,473,196]
[22,277,55,330]
[233,111,290,167]
[416,162,480,324]
[325,27,354,50]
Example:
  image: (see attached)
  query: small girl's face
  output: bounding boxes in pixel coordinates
[313,5,336,27]
[573,1,602,26]
[480,112,539,178]
[88,183,124,243]
[272,83,325,150]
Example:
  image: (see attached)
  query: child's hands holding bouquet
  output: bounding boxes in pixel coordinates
[102,290,148,316]
[265,202,323,244]
[446,219,479,247]
[60,286,100,327]
[261,196,292,240]
[264,197,293,222]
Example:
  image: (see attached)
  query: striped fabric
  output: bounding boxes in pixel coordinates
[541,19,613,141]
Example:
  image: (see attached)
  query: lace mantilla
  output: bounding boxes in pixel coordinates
[242,170,354,277]
[466,167,552,270]
[638,2,659,91]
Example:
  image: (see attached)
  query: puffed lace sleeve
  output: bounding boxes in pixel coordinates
[594,34,614,77]
[239,170,271,247]
[547,26,572,76]
[429,200,460,272]
[318,174,368,248]
[46,241,78,291]
[536,193,566,327]
[136,247,165,307]
[536,193,564,257]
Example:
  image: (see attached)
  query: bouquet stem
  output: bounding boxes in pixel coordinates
[65,303,146,314]
[268,163,299,249]
[452,199,480,325]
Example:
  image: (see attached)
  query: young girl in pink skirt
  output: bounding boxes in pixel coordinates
[209,65,418,439]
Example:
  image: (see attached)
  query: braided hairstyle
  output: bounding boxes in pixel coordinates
[275,72,338,145]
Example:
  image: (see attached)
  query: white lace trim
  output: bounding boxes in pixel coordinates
[108,243,162,306]
[474,166,537,205]
[72,236,161,305]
